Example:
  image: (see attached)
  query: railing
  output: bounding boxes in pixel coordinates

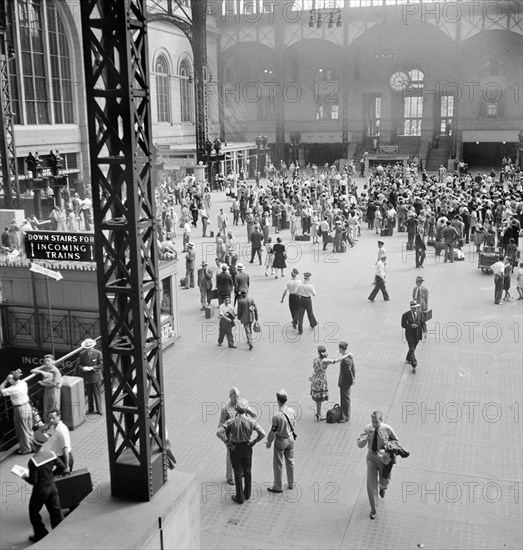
[0,338,99,454]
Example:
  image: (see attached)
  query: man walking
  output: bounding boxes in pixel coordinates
[357,410,398,520]
[281,268,301,329]
[412,276,429,333]
[491,257,505,304]
[296,272,318,335]
[442,221,458,263]
[368,256,390,302]
[216,263,234,305]
[337,341,355,423]
[234,263,250,305]
[217,296,236,348]
[197,261,213,310]
[401,301,423,372]
[78,339,103,415]
[266,390,297,494]
[414,228,426,268]
[217,398,265,504]
[237,289,258,350]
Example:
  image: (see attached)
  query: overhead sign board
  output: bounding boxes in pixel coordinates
[379,145,400,154]
[25,231,95,262]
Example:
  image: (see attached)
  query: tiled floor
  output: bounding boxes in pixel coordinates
[1,181,522,549]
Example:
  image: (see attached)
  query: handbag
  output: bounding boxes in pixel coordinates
[253,321,261,333]
[326,404,342,424]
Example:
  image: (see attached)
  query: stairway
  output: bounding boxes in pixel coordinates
[426,144,451,172]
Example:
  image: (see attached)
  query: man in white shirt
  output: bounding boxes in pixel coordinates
[491,257,505,304]
[0,370,33,454]
[368,258,390,302]
[46,408,73,472]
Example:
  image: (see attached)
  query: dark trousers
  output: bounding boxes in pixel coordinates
[29,485,63,540]
[340,386,351,421]
[368,276,389,301]
[415,247,426,267]
[406,338,419,367]
[494,275,504,303]
[289,294,300,328]
[230,442,252,503]
[86,382,102,414]
[185,268,195,288]
[250,247,262,264]
[322,233,329,250]
[443,243,454,262]
[218,318,235,347]
[297,297,317,335]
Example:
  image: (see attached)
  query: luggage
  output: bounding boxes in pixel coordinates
[340,241,347,253]
[380,228,389,237]
[406,242,414,251]
[55,468,92,509]
[210,289,219,301]
[205,305,214,319]
[424,309,433,321]
[427,239,435,247]
[434,241,445,256]
[295,235,310,241]
[326,404,342,424]
[180,277,186,287]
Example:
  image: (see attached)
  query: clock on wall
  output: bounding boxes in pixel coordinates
[389,70,410,92]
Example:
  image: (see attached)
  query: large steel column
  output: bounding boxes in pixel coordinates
[0,2,19,209]
[192,1,208,164]
[80,0,167,501]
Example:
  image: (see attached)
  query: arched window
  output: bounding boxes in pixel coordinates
[10,0,75,125]
[155,54,170,122]
[179,59,193,123]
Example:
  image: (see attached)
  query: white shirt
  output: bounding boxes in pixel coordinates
[375,260,386,278]
[48,420,72,456]
[491,261,505,277]
[1,380,29,406]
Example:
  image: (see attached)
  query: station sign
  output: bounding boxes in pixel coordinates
[379,145,400,154]
[25,231,95,262]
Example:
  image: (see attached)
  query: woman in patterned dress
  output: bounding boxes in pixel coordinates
[310,346,337,421]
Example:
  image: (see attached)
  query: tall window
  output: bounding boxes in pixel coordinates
[155,55,170,122]
[11,0,74,125]
[440,94,454,135]
[179,59,193,123]
[402,69,424,136]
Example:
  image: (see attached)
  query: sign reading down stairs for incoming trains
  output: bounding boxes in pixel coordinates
[24,231,95,262]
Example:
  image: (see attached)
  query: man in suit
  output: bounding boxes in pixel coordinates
[414,228,426,268]
[197,261,213,310]
[401,301,423,372]
[249,225,263,265]
[237,289,258,350]
[216,263,234,305]
[234,263,250,305]
[337,341,355,423]
[412,276,429,334]
[78,338,103,415]
[184,242,196,289]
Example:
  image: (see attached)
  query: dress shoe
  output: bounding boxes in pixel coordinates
[248,344,253,350]
[379,488,386,498]
[368,298,374,302]
[338,419,348,423]
[217,342,222,346]
[226,478,234,485]
[267,487,283,494]
[370,512,376,520]
[29,535,45,543]
[95,411,102,415]
[231,495,243,504]
[287,484,295,489]
[229,345,237,349]
[384,298,390,301]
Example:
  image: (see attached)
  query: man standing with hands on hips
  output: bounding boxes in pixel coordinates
[78,338,103,415]
[357,410,398,520]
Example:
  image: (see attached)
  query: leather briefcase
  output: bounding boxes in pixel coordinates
[55,468,93,509]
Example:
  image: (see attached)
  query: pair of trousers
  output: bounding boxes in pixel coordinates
[218,318,235,347]
[494,275,504,303]
[406,338,419,366]
[272,437,294,491]
[13,403,33,453]
[86,382,103,413]
[297,297,317,335]
[339,386,351,421]
[230,442,253,502]
[29,485,63,540]
[250,248,262,264]
[288,294,300,327]
[366,451,390,515]
[185,268,195,288]
[200,288,211,307]
[415,248,426,267]
[443,243,454,262]
[368,276,389,301]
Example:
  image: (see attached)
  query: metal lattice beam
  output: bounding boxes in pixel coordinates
[80,0,167,501]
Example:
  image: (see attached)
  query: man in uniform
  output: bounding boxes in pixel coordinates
[217,398,265,504]
[266,390,297,494]
[401,301,423,372]
[368,257,390,302]
[337,341,356,423]
[296,272,318,335]
[357,411,398,520]
[78,338,103,415]
[218,387,240,485]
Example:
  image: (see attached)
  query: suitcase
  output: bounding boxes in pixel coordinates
[424,309,433,321]
[435,241,445,256]
[55,468,92,509]
[340,241,347,253]
[210,289,219,301]
[180,277,186,287]
[205,305,214,319]
[427,239,435,247]
[406,242,414,251]
[326,404,342,423]
[209,231,214,238]
[380,228,389,237]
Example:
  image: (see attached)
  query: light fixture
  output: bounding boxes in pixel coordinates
[309,0,342,29]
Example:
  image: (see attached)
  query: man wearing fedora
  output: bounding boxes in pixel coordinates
[401,301,423,372]
[217,398,265,504]
[198,261,213,310]
[78,338,103,415]
[234,263,250,305]
[237,289,258,350]
[184,242,196,289]
[412,276,429,334]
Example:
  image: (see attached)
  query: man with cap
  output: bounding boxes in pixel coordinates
[281,268,301,329]
[217,398,265,504]
[234,263,250,306]
[78,338,103,415]
[296,272,318,335]
[368,257,390,302]
[412,276,429,333]
[401,301,423,372]
[22,426,66,542]
[376,240,386,265]
[197,261,214,310]
[216,263,234,305]
[217,295,236,348]
[266,390,297,493]
[218,387,240,484]
[237,289,258,350]
[184,242,196,289]
[337,341,356,423]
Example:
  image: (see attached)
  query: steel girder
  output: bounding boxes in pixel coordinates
[80,0,167,501]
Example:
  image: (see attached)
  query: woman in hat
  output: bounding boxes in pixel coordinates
[310,346,351,421]
[272,237,287,279]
